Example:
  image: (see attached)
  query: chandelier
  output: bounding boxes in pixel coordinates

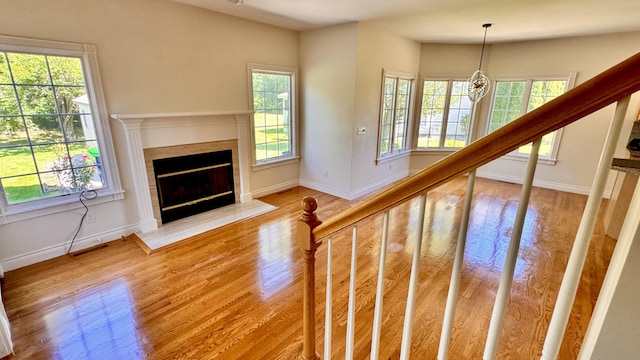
[467,23,492,103]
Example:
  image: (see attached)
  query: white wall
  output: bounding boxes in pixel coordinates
[350,22,420,196]
[0,0,299,270]
[299,22,420,199]
[299,23,359,198]
[412,32,640,195]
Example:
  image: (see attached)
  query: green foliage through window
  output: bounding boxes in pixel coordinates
[251,69,294,163]
[488,79,567,158]
[379,72,413,158]
[417,80,472,149]
[0,51,105,204]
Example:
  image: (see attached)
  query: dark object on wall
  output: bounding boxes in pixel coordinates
[627,121,640,157]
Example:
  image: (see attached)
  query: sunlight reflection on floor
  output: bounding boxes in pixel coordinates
[257,219,294,299]
[44,279,143,360]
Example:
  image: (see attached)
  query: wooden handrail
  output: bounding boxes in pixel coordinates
[312,51,640,241]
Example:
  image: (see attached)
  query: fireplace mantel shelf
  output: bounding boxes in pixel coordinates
[111,110,254,122]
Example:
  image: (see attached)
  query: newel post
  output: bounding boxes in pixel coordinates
[298,197,322,360]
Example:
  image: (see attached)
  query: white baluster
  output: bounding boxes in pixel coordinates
[370,211,390,360]
[400,193,428,360]
[324,238,333,360]
[541,96,630,360]
[345,227,358,360]
[484,138,541,360]
[439,170,477,359]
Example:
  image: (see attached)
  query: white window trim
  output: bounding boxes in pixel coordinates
[376,69,416,164]
[246,63,298,169]
[0,35,124,225]
[414,75,475,151]
[486,72,577,165]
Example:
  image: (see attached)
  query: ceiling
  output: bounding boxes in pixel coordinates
[174,0,640,44]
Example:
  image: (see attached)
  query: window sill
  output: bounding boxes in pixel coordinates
[252,156,300,172]
[500,154,558,165]
[411,148,462,155]
[376,150,410,165]
[0,190,125,225]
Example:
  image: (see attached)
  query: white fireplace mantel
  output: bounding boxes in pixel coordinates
[111,111,254,233]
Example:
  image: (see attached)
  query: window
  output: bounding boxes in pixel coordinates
[0,35,122,220]
[487,74,575,161]
[378,70,414,161]
[248,64,297,165]
[417,79,472,150]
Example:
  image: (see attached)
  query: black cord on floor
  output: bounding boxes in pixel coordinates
[66,189,98,255]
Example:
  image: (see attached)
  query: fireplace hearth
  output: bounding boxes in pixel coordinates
[153,150,235,224]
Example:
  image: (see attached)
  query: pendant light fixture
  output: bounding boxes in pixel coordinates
[467,23,492,103]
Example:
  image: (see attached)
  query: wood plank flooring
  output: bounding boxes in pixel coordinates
[1,177,615,359]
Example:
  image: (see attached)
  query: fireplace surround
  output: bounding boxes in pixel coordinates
[112,111,253,232]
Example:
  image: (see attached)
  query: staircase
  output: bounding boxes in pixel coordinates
[298,52,640,359]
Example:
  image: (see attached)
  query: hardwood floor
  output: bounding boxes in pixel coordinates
[2,177,615,359]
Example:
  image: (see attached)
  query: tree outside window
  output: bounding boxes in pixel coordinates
[378,71,414,160]
[0,51,104,205]
[488,79,569,159]
[417,79,472,149]
[249,65,296,164]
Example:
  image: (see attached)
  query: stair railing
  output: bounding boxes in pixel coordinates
[298,52,640,359]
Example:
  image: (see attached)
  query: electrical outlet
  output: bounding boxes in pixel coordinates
[86,211,95,223]
[357,127,366,135]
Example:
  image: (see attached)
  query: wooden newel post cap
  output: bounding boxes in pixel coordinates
[298,196,322,250]
[301,196,318,213]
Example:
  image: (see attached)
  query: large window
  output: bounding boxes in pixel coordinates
[487,75,575,161]
[0,35,121,218]
[248,64,297,165]
[378,70,414,161]
[417,79,472,149]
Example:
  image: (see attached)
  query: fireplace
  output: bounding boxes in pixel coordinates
[112,111,253,233]
[153,150,235,224]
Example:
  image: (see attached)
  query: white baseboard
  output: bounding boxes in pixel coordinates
[298,179,352,199]
[476,170,612,198]
[300,170,409,200]
[252,179,300,199]
[0,224,140,272]
[347,170,410,200]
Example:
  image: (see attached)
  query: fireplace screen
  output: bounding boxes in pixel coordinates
[153,150,235,224]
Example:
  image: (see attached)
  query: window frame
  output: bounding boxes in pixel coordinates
[414,76,474,151]
[0,35,123,224]
[247,63,298,169]
[376,69,415,164]
[486,73,577,164]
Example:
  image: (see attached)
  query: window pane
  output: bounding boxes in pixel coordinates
[379,77,397,156]
[0,53,11,83]
[48,56,85,86]
[251,70,293,163]
[1,115,25,135]
[0,51,105,204]
[488,81,526,134]
[16,85,57,115]
[0,145,36,177]
[528,80,566,111]
[418,80,447,148]
[516,80,566,157]
[488,79,567,159]
[0,85,19,115]
[393,79,410,152]
[444,81,471,148]
[7,53,49,84]
[3,174,45,204]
